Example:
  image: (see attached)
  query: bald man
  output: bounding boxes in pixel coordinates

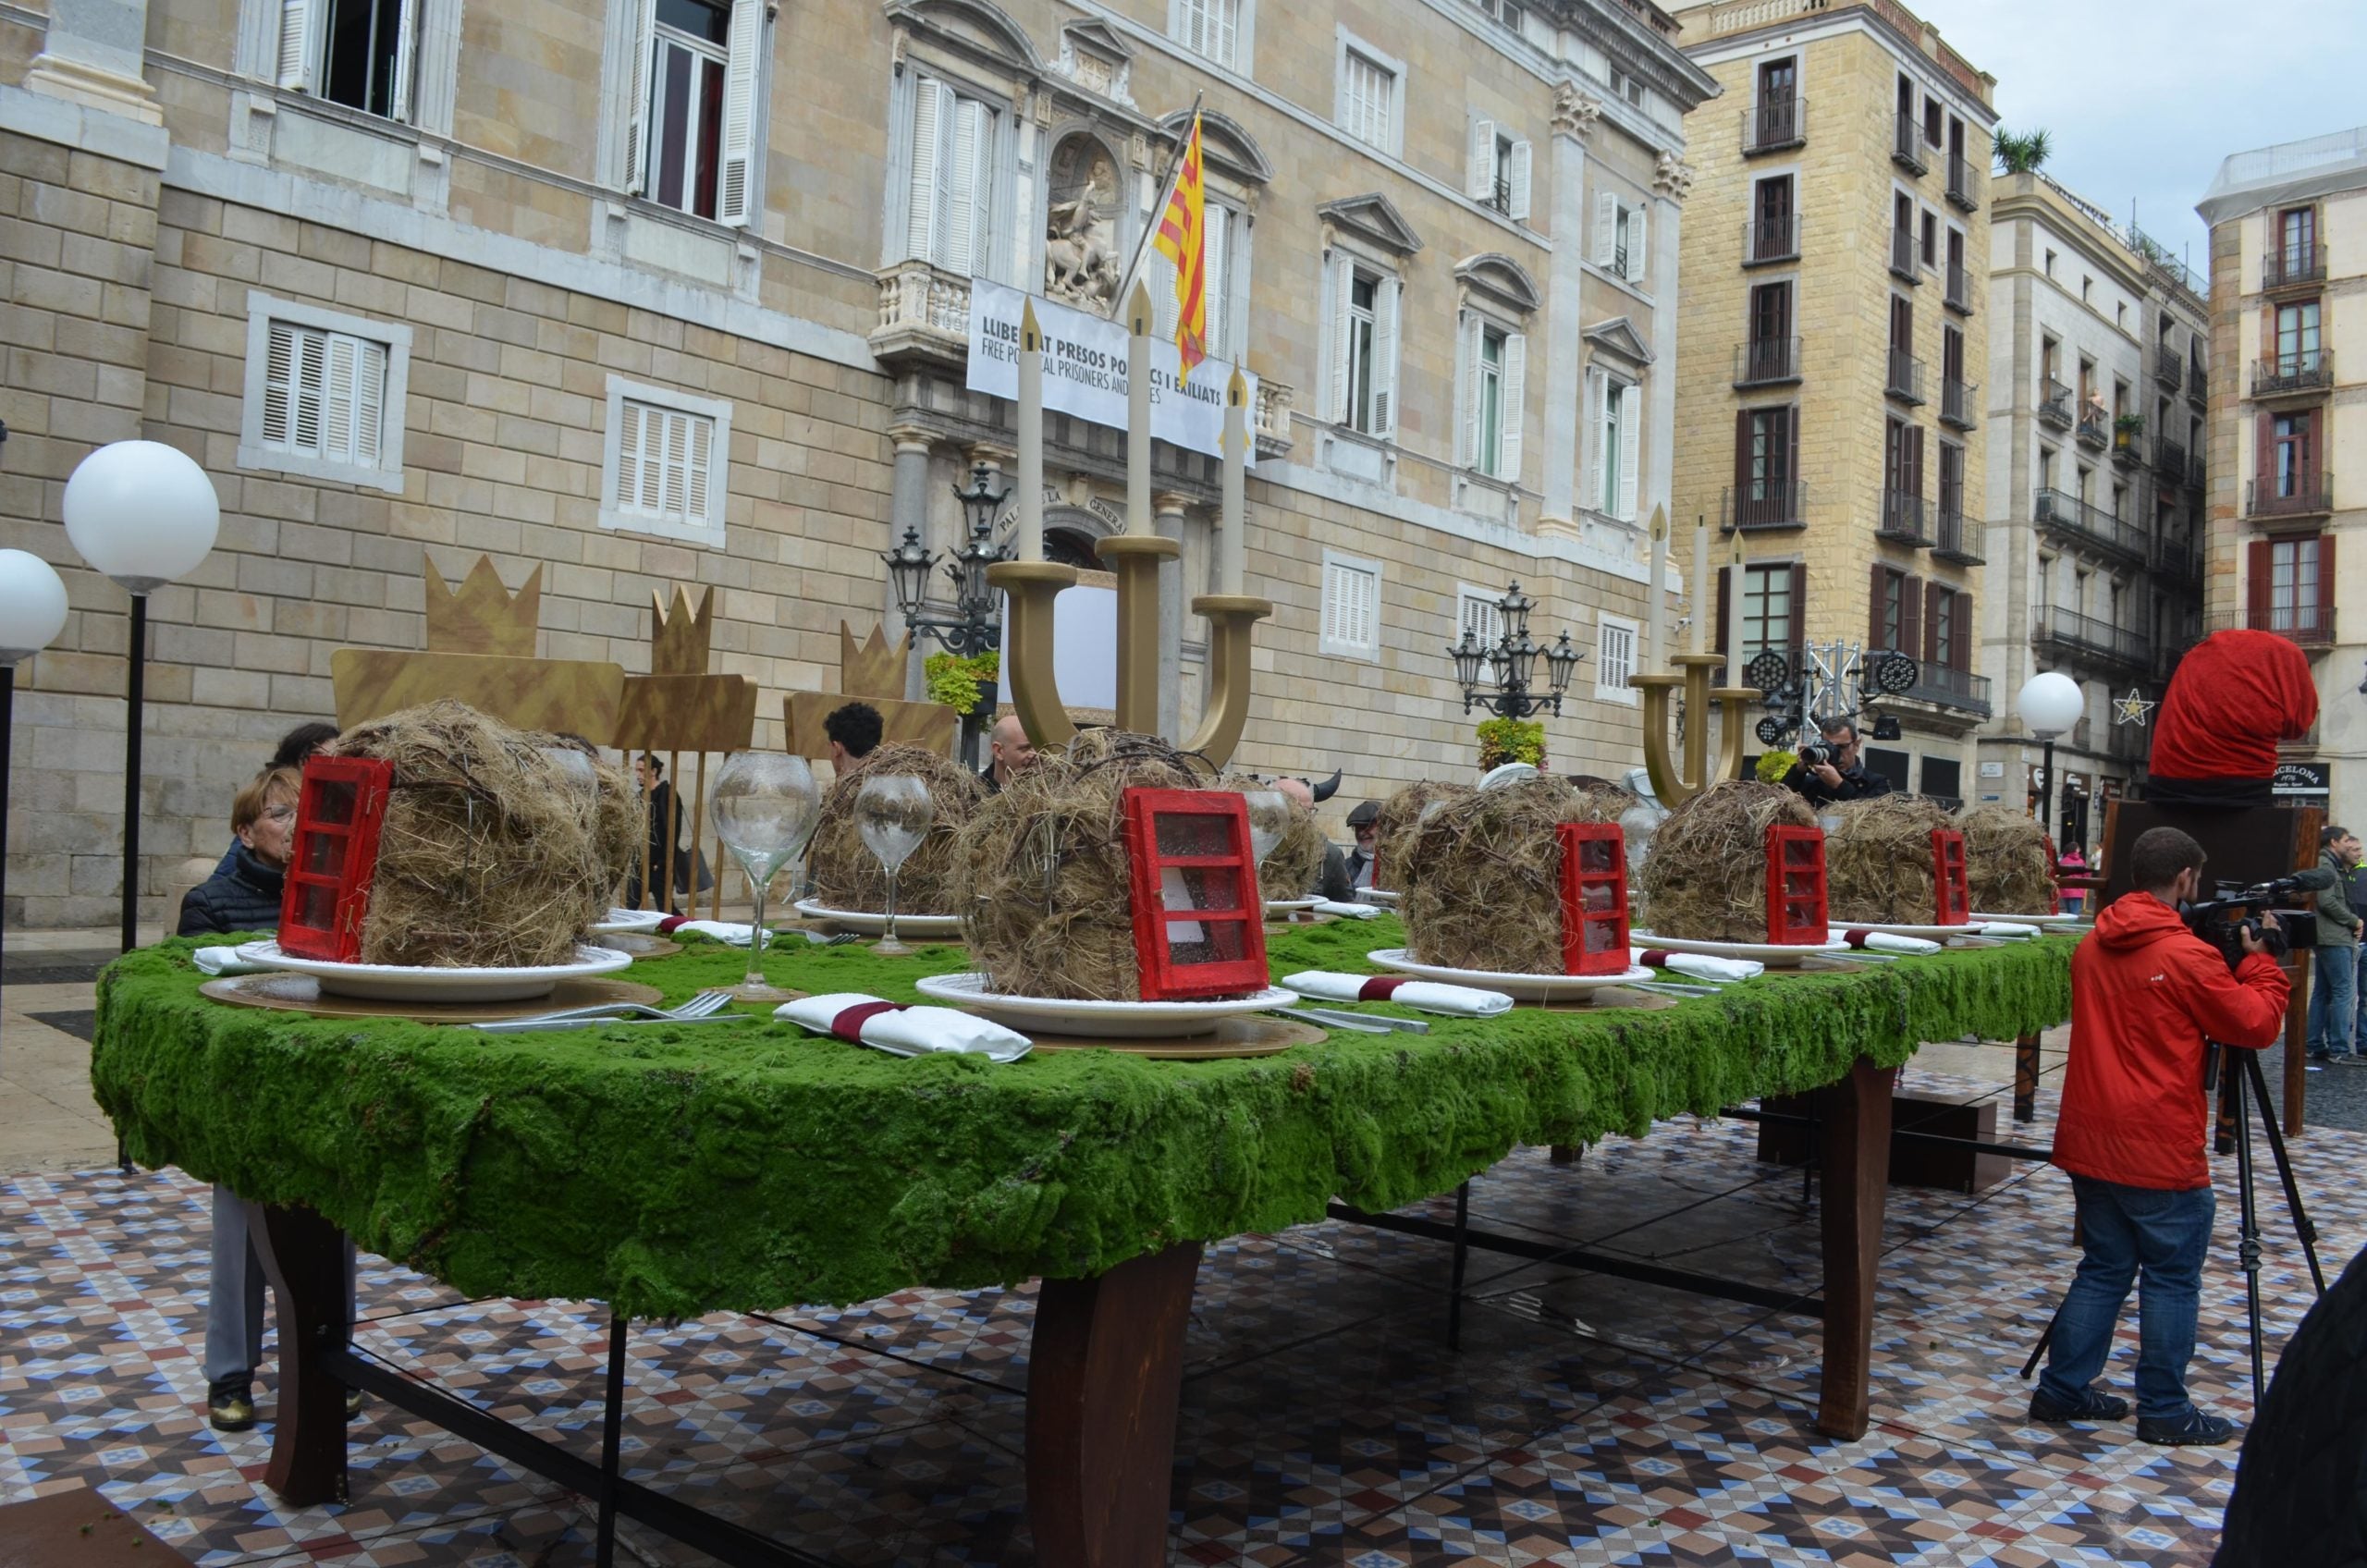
[980,713,1037,794]
[1276,776,1357,901]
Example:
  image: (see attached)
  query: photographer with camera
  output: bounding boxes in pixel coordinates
[1779,719,1895,807]
[2034,827,2288,1447]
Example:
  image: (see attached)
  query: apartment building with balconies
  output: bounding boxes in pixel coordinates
[1979,172,2208,849]
[2199,127,2366,829]
[0,0,1713,925]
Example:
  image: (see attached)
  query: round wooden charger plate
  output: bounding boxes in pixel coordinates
[1018,1015,1323,1060]
[590,933,683,960]
[200,973,666,1024]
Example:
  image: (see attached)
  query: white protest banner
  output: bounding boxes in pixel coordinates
[967,278,1256,467]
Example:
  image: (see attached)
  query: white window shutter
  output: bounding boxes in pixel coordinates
[1508,140,1532,222]
[620,0,657,193]
[1617,383,1641,520]
[321,334,358,463]
[1582,370,1604,511]
[1322,560,1343,644]
[1593,190,1615,266]
[659,410,688,520]
[1010,118,1037,288]
[1466,116,1495,200]
[1454,312,1479,468]
[716,0,760,227]
[1371,275,1400,439]
[1151,244,1179,340]
[262,322,297,446]
[388,0,418,121]
[354,340,386,467]
[944,97,984,276]
[276,0,321,92]
[1203,203,1229,359]
[292,329,326,454]
[1500,331,1526,482]
[965,101,995,276]
[1627,204,1650,283]
[616,404,645,508]
[685,413,712,522]
[905,80,949,263]
[1327,252,1354,423]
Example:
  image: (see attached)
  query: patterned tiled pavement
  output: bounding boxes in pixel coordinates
[3,1058,2356,1567]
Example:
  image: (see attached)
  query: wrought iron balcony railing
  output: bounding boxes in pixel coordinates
[2187,452,2205,491]
[2076,411,2108,451]
[1889,227,1919,281]
[1746,213,1799,264]
[1939,377,1977,429]
[2038,379,2073,430]
[2247,472,2334,519]
[1722,482,1809,531]
[2263,241,2325,291]
[1944,261,1972,314]
[1878,489,1930,545]
[2034,487,2149,567]
[1945,152,1979,212]
[1885,349,1926,404]
[2152,435,2188,483]
[1904,662,1991,716]
[1932,508,1984,564]
[2249,602,2336,646]
[2111,426,2141,468]
[2032,606,2151,672]
[2253,349,2333,398]
[1893,111,1926,173]
[1734,336,1802,386]
[1743,96,1805,154]
[2150,531,2201,582]
[2157,353,2183,392]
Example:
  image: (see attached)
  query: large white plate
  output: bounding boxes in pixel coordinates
[914,973,1299,1039]
[1629,931,1850,967]
[233,941,632,1002]
[793,901,966,938]
[1367,949,1655,1003]
[588,908,667,935]
[1970,911,2084,927]
[1825,921,1982,939]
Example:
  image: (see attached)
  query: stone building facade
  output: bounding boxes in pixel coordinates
[1978,172,2208,851]
[0,0,1712,928]
[1670,0,1993,802]
[2198,128,2366,833]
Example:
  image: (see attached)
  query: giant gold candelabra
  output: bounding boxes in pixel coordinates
[1629,509,1759,807]
[988,288,1269,767]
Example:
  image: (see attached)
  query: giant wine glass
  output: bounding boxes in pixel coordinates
[855,775,935,956]
[1242,789,1289,906]
[710,752,822,1002]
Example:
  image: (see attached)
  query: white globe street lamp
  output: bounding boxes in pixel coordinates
[61,441,220,951]
[2016,670,2085,834]
[0,544,68,1025]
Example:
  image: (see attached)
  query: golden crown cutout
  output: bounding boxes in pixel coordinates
[650,585,714,677]
[838,623,912,701]
[423,557,542,658]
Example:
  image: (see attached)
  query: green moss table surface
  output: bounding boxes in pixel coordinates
[92,922,2073,1319]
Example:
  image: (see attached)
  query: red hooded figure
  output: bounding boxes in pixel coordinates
[2147,631,2317,807]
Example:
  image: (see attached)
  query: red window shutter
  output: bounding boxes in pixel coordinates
[277,756,394,962]
[2248,538,2273,628]
[1556,823,1631,975]
[1930,828,1970,925]
[1120,787,1269,1000]
[1922,580,1943,661]
[1764,824,1829,944]
[1950,593,1970,671]
[1868,561,1887,648]
[1901,573,1922,662]
[1715,564,1731,657]
[1787,562,1807,655]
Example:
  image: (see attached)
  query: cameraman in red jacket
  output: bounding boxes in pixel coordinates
[2034,827,2289,1446]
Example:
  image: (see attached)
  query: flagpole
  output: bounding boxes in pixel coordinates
[1107,90,1205,320]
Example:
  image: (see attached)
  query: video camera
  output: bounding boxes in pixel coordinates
[2183,867,2335,971]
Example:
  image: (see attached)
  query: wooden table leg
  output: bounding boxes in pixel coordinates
[1027,1241,1202,1568]
[2011,1032,2041,1123]
[241,1201,350,1506]
[1814,1057,1896,1440]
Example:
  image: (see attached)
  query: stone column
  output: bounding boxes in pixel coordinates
[24,0,163,123]
[1539,88,1600,527]
[886,426,934,702]
[1648,152,1692,545]
[1153,491,1190,741]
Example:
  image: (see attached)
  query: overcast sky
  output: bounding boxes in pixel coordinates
[1907,0,2367,277]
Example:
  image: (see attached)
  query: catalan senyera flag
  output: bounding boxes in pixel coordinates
[1154,112,1208,380]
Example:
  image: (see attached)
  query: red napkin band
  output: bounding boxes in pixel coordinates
[1639,949,1673,966]
[656,915,691,934]
[829,1000,903,1042]
[1355,975,1410,1000]
[1843,929,1872,949]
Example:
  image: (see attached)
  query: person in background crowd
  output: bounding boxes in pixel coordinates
[178,766,359,1431]
[210,721,337,877]
[824,702,883,772]
[2036,827,2287,1447]
[2145,629,2317,809]
[1276,777,1355,901]
[2350,847,2367,1061]
[179,768,298,937]
[2057,843,2089,919]
[979,713,1036,795]
[2306,826,2363,1066]
[1342,801,1380,889]
[1779,719,1895,806]
[627,753,687,913]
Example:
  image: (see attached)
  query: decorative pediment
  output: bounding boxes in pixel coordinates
[881,0,1044,75]
[1316,192,1422,258]
[1054,19,1134,106]
[1584,316,1654,366]
[1454,252,1541,315]
[1158,107,1273,185]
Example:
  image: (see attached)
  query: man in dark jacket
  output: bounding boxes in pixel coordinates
[2307,826,2363,1063]
[179,767,295,936]
[1779,719,1894,806]
[2035,826,2288,1446]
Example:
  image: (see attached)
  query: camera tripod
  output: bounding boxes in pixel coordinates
[2020,1043,2326,1395]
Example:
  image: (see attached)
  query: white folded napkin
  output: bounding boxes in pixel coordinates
[1979,921,2041,939]
[195,946,283,976]
[1279,971,1514,1017]
[1631,948,1762,982]
[1839,929,1943,955]
[668,920,758,945]
[775,992,1032,1061]
[1311,900,1383,920]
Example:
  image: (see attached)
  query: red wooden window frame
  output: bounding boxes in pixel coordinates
[1556,823,1631,975]
[1764,824,1829,945]
[277,755,394,962]
[1120,786,1270,1001]
[1930,828,1969,925]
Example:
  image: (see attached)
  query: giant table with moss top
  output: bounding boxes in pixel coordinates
[92,922,2073,1568]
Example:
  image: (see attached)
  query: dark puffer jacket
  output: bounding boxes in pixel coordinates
[2214,1242,2367,1567]
[177,844,286,937]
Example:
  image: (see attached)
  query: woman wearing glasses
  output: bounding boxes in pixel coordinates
[177,766,299,937]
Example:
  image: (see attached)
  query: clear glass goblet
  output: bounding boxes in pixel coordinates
[1242,789,1289,907]
[710,752,822,1002]
[854,775,935,956]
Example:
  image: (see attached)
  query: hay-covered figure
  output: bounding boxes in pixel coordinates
[1400,776,1637,974]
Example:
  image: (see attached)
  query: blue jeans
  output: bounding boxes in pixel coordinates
[2307,944,2359,1058]
[2352,946,2367,1054]
[2039,1175,2214,1421]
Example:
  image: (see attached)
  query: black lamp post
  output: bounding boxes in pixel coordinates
[881,463,1012,765]
[1447,581,1583,719]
